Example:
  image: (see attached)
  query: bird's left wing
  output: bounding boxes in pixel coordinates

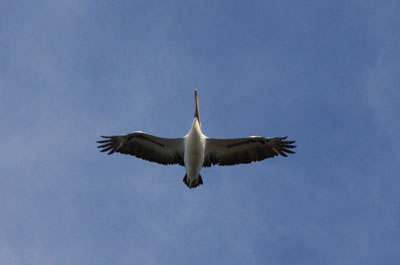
[203,136,296,167]
[97,131,184,166]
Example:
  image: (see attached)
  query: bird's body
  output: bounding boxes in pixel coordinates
[183,117,206,187]
[97,90,296,188]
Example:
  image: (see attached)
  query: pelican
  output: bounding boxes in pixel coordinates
[97,90,296,188]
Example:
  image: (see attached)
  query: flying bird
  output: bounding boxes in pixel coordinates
[97,90,296,188]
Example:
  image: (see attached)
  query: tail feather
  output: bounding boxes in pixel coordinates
[183,174,203,189]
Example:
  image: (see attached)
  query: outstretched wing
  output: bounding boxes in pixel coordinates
[97,131,184,166]
[203,136,296,167]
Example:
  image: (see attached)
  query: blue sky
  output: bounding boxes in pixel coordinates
[1,1,399,264]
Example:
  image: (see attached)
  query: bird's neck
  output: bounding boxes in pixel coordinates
[189,118,202,136]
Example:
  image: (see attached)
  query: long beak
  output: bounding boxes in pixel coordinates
[194,89,200,125]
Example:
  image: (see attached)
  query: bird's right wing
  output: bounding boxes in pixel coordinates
[97,131,184,166]
[203,136,296,167]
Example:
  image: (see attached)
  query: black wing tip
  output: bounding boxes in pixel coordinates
[98,147,116,155]
[277,137,297,157]
[97,135,115,153]
[282,147,295,153]
[97,136,113,143]
[98,145,113,152]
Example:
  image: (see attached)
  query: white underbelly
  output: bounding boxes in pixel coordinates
[184,135,205,179]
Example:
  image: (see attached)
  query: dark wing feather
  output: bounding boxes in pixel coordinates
[97,131,184,166]
[203,136,296,167]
